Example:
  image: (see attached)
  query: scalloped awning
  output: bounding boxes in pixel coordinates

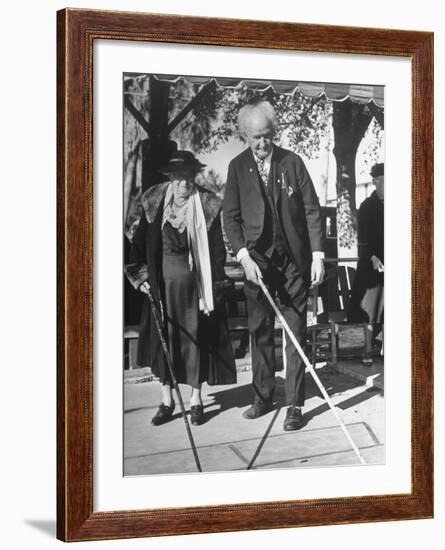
[151,75,384,108]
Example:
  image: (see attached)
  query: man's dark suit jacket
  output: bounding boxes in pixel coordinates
[223,145,324,277]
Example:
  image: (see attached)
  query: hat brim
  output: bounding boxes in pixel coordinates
[159,162,206,176]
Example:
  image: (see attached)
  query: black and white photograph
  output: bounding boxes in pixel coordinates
[122,73,385,476]
[2,0,441,545]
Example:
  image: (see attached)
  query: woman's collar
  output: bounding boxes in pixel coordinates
[141,181,222,229]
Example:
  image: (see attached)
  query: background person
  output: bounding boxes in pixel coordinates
[348,162,384,348]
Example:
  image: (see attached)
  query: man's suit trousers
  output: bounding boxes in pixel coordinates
[244,250,309,406]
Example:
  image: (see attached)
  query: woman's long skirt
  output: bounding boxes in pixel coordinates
[162,252,201,387]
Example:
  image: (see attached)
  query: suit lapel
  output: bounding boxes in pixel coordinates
[270,146,282,207]
[245,148,263,195]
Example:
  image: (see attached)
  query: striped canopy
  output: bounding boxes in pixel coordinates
[152,74,384,108]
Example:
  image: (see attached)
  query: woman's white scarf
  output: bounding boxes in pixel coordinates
[162,184,188,233]
[162,184,214,315]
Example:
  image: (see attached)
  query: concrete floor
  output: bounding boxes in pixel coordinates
[124,360,384,476]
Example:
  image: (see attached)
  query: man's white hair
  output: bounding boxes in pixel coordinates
[237,101,277,136]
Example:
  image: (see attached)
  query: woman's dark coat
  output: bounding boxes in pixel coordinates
[125,182,236,386]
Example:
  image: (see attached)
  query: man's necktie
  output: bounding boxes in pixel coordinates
[257,158,269,187]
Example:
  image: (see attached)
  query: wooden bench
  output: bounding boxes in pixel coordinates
[311,260,381,366]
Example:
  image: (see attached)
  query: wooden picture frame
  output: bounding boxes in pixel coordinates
[57,8,433,542]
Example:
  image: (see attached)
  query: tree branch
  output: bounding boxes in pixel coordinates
[167,81,217,134]
[124,96,151,137]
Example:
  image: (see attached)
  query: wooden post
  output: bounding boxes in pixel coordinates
[140,77,172,191]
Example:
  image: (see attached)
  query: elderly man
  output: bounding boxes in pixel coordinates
[223,101,324,431]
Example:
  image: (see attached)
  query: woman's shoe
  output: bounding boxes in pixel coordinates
[190,404,204,426]
[151,402,175,426]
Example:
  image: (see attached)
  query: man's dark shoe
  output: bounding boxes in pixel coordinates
[242,400,274,419]
[151,402,175,426]
[190,404,204,426]
[283,406,304,431]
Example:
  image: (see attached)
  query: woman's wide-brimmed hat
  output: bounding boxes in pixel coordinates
[370,162,384,177]
[159,150,206,176]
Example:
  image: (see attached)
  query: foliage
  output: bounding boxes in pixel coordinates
[360,117,384,170]
[123,76,150,160]
[337,191,358,251]
[170,80,331,160]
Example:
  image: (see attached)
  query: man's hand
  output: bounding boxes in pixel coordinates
[371,255,384,272]
[139,281,151,294]
[311,256,325,286]
[240,254,263,285]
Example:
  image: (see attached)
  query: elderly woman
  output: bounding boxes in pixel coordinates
[125,151,236,426]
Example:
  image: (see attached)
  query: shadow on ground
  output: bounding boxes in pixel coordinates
[206,363,374,425]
